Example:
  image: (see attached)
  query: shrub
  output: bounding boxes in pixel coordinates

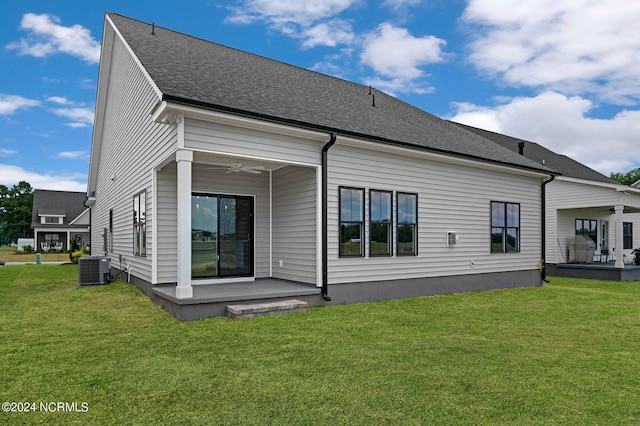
[71,250,85,264]
[22,245,33,253]
[70,238,80,253]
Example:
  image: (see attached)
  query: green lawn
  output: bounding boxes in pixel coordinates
[0,245,71,263]
[1,265,639,425]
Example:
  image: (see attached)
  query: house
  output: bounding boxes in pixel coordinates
[31,189,90,252]
[454,123,640,281]
[87,13,556,320]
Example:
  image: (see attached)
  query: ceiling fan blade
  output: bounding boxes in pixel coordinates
[243,168,262,174]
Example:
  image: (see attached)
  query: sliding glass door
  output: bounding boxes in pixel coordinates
[191,194,253,279]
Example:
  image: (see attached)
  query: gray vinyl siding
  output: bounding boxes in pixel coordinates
[156,166,178,283]
[184,119,322,166]
[327,143,543,284]
[272,166,317,284]
[90,35,177,283]
[191,164,271,278]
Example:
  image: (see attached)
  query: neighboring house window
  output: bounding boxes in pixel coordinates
[44,234,59,245]
[575,219,597,244]
[623,222,633,250]
[397,192,417,256]
[44,216,61,224]
[133,191,146,256]
[370,190,392,256]
[339,187,364,257]
[491,202,520,253]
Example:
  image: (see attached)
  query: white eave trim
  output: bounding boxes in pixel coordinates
[556,175,640,194]
[152,101,331,143]
[69,208,90,225]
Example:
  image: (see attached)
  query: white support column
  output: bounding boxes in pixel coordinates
[316,166,323,287]
[176,149,193,298]
[614,205,624,269]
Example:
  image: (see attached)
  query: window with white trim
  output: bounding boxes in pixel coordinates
[369,190,392,256]
[339,187,364,257]
[397,192,417,256]
[133,191,146,256]
[623,222,633,250]
[491,201,520,253]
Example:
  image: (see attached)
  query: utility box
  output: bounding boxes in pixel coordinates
[78,256,111,286]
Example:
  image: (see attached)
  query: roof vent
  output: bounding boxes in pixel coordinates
[518,142,524,155]
[151,22,155,35]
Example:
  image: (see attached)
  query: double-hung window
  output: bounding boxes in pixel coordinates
[623,222,633,250]
[397,192,417,256]
[576,219,597,244]
[133,191,146,256]
[491,201,520,253]
[370,190,392,256]
[339,187,364,257]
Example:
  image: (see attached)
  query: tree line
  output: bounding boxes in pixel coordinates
[609,168,640,186]
[0,181,33,245]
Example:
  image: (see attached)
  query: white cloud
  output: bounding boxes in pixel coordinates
[227,0,357,47]
[462,0,640,103]
[7,13,100,64]
[448,91,640,175]
[301,20,354,48]
[50,107,94,128]
[0,164,86,192]
[0,149,17,156]
[362,24,447,80]
[57,150,88,159]
[228,0,357,26]
[0,94,40,115]
[359,23,447,94]
[46,96,73,105]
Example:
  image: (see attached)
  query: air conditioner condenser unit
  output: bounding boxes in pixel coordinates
[78,256,112,286]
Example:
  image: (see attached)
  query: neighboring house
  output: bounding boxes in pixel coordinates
[87,13,556,319]
[31,189,90,252]
[454,123,640,278]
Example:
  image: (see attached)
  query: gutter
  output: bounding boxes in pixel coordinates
[541,175,555,282]
[321,133,337,301]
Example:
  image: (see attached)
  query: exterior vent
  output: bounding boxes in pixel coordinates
[447,231,459,247]
[78,256,112,286]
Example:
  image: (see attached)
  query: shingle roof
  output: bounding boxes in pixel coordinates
[107,13,553,175]
[31,190,88,228]
[451,122,616,184]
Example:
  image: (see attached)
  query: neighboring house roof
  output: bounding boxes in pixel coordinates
[31,190,88,228]
[105,13,553,175]
[451,122,617,184]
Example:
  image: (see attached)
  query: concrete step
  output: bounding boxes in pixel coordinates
[226,299,308,319]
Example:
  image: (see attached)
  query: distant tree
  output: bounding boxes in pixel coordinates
[0,181,34,244]
[610,168,640,186]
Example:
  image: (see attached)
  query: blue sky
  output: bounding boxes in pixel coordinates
[2,0,639,192]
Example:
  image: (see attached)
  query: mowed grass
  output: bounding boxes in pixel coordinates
[0,246,70,263]
[1,265,640,425]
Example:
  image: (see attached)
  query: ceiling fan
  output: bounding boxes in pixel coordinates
[207,162,265,174]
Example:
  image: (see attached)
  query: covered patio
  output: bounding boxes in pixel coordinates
[150,279,322,321]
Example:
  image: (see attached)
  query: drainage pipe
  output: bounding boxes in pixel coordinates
[541,175,555,282]
[321,133,337,301]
